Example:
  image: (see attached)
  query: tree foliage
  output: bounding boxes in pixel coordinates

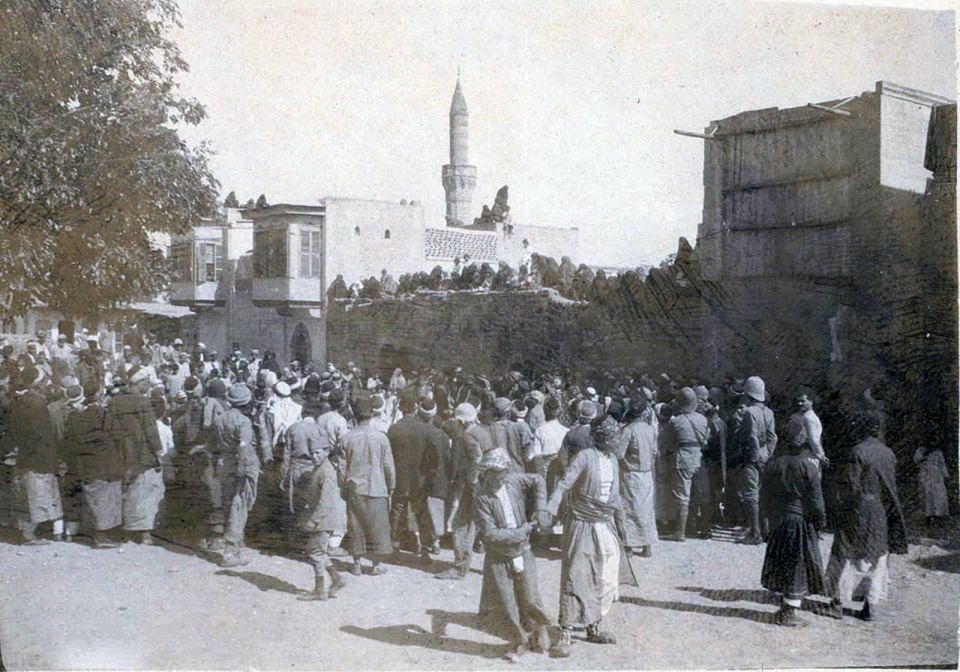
[0,0,218,319]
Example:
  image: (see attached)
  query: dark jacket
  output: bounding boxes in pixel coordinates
[561,423,595,457]
[830,436,907,559]
[760,448,826,529]
[386,415,449,500]
[104,392,162,472]
[64,404,123,482]
[6,390,58,473]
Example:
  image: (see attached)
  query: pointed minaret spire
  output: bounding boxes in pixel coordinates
[442,73,477,228]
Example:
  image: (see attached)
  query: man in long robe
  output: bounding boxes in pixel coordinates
[824,411,906,621]
[474,449,553,661]
[547,414,636,658]
[616,398,658,556]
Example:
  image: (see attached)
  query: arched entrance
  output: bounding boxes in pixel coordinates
[291,322,312,365]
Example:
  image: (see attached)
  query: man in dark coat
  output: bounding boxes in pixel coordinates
[6,366,63,544]
[104,369,164,544]
[560,400,598,459]
[474,449,553,662]
[824,410,907,621]
[65,384,124,548]
[387,397,445,561]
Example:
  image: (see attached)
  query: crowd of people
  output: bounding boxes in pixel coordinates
[0,328,945,661]
[324,240,698,304]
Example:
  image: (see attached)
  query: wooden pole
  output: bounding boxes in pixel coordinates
[673,129,719,140]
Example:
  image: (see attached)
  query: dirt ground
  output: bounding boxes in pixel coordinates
[0,526,957,670]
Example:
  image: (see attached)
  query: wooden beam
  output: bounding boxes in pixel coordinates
[807,103,852,117]
[673,129,719,140]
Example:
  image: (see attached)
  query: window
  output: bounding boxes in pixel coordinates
[384,229,391,239]
[197,242,224,282]
[253,228,288,278]
[169,242,192,282]
[299,228,321,277]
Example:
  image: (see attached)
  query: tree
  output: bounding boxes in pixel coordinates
[223,191,240,208]
[0,0,218,319]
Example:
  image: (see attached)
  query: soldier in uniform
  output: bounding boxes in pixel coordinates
[736,376,777,545]
[206,383,260,567]
[285,403,348,601]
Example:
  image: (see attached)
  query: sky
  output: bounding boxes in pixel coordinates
[171,0,956,266]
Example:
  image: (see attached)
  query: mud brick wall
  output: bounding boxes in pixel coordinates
[325,289,702,380]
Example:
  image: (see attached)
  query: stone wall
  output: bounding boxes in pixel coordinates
[325,280,707,381]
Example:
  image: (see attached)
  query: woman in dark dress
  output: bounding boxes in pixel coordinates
[760,416,827,626]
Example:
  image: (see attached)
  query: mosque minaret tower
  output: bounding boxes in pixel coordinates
[442,75,477,227]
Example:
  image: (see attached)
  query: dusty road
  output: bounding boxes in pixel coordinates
[0,528,957,670]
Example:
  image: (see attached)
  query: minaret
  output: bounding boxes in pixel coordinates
[442,75,477,227]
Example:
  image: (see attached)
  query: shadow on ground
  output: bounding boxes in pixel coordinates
[215,569,306,596]
[914,552,960,574]
[618,594,777,624]
[342,609,509,660]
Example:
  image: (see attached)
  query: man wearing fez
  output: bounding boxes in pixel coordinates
[388,396,445,562]
[206,382,261,567]
[491,397,533,474]
[103,367,164,545]
[473,448,553,662]
[547,413,637,658]
[342,394,395,576]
